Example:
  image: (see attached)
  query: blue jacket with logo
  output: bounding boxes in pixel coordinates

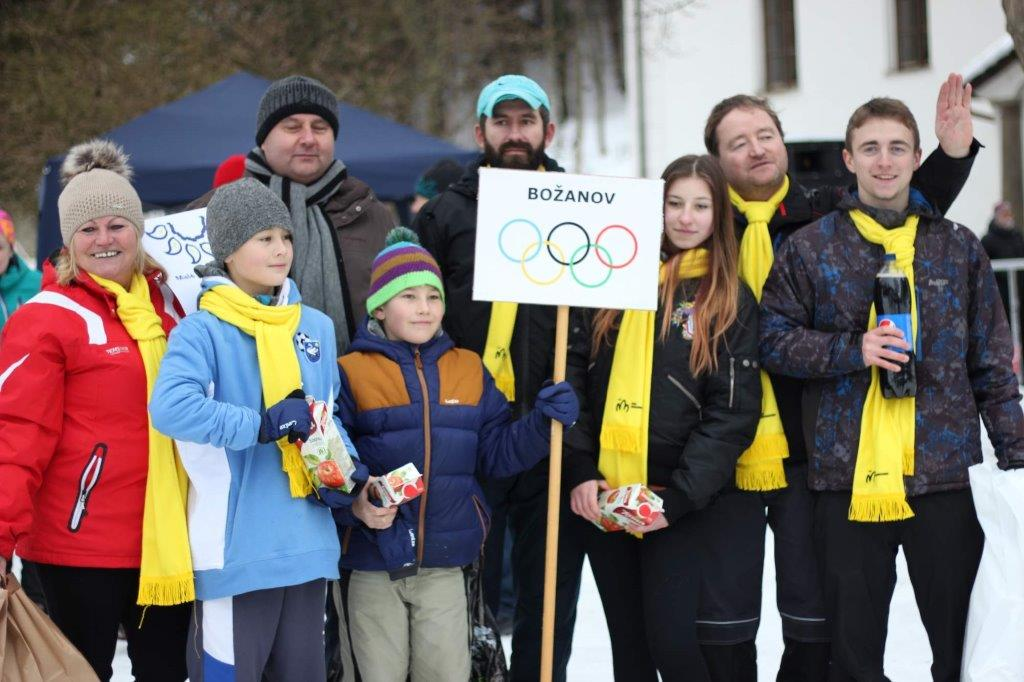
[335,321,551,573]
[150,276,343,600]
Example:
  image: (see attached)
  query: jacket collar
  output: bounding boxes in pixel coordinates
[452,153,566,200]
[836,188,939,227]
[348,316,453,364]
[731,174,819,230]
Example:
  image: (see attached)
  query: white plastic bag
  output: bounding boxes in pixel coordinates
[962,459,1024,681]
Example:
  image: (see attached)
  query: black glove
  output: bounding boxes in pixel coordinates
[308,461,370,508]
[535,380,580,427]
[259,389,311,444]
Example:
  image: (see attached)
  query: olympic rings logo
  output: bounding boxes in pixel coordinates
[497,219,639,287]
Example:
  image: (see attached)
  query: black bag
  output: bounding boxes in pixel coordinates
[465,559,508,682]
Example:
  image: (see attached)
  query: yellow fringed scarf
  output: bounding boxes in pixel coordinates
[848,209,918,522]
[89,272,194,607]
[598,249,709,489]
[483,302,518,401]
[729,177,791,490]
[199,284,310,497]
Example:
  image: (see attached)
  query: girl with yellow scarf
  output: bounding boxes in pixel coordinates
[561,155,761,681]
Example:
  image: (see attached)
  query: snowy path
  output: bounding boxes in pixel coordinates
[561,541,931,681]
[100,534,932,681]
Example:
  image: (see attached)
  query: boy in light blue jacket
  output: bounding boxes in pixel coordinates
[150,178,365,682]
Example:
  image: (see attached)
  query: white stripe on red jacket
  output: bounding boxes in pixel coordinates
[0,261,182,566]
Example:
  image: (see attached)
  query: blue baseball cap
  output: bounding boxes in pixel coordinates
[476,75,551,118]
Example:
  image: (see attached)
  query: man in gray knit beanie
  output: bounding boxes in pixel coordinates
[187,74,395,366]
[255,75,339,146]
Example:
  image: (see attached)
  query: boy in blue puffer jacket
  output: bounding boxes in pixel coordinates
[334,228,578,682]
[150,178,366,682]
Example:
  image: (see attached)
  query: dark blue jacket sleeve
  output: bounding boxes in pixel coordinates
[476,367,551,479]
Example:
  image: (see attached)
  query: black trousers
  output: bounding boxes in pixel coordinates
[815,489,983,682]
[34,563,191,682]
[481,463,584,682]
[572,507,708,682]
[697,464,830,682]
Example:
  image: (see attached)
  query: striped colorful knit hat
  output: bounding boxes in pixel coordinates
[366,227,445,314]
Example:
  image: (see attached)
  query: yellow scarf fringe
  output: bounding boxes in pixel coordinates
[848,210,919,522]
[89,272,194,606]
[199,284,310,497]
[729,177,791,490]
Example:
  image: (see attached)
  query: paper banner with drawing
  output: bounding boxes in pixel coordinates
[474,167,663,310]
[143,208,212,314]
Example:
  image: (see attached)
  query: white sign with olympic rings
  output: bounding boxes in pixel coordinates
[474,167,663,310]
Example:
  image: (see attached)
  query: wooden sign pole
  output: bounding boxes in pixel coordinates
[540,304,570,682]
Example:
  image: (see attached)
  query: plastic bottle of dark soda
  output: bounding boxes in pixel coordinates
[874,253,916,398]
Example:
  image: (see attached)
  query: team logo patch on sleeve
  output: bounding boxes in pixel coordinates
[294,332,322,363]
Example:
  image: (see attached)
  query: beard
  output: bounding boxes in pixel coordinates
[483,139,546,170]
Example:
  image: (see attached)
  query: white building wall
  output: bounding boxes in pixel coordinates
[628,0,1008,232]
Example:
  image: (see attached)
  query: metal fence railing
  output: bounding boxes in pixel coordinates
[990,259,1024,384]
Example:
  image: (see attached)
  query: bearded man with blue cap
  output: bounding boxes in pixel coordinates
[413,75,582,682]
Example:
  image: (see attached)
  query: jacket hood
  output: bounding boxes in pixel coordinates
[451,153,566,200]
[0,253,37,290]
[836,188,939,226]
[347,316,453,364]
[197,274,302,306]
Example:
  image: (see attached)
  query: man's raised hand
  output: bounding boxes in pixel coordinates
[935,73,973,159]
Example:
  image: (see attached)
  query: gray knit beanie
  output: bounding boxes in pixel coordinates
[57,140,143,246]
[206,178,293,263]
[255,75,339,145]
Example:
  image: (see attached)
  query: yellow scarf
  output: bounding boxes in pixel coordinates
[848,209,918,522]
[598,249,709,488]
[729,177,791,490]
[89,273,194,607]
[483,303,518,401]
[199,285,310,497]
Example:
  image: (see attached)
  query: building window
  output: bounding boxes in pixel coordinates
[764,0,797,90]
[895,0,929,70]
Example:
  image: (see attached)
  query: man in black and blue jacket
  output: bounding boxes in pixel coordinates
[701,74,978,681]
[760,96,1024,681]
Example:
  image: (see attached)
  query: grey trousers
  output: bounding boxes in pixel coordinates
[187,579,328,682]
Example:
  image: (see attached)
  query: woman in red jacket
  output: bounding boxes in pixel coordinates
[0,140,190,682]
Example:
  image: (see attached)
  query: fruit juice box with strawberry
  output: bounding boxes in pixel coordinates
[591,483,664,533]
[299,399,358,493]
[373,463,425,508]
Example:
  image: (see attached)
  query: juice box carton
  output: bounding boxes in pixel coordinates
[373,463,425,508]
[300,399,358,493]
[592,483,664,533]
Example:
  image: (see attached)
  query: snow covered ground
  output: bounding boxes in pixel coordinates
[105,538,931,681]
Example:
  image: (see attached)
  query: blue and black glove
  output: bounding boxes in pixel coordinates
[534,380,580,427]
[258,389,311,444]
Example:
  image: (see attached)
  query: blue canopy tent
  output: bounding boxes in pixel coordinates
[37,71,476,263]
